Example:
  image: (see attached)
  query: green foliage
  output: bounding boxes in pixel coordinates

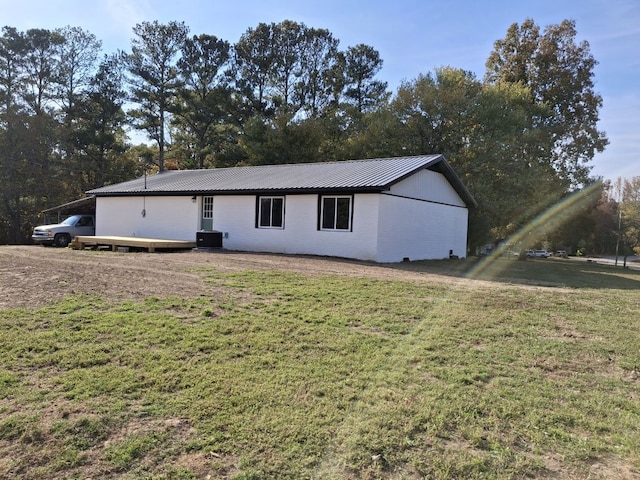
[485,18,608,186]
[105,431,164,470]
[620,177,640,255]
[127,20,189,172]
[0,17,613,251]
[172,33,233,169]
[389,67,567,242]
[0,26,133,243]
[233,20,345,120]
[0,261,639,478]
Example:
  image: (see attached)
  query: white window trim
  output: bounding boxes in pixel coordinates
[202,196,214,219]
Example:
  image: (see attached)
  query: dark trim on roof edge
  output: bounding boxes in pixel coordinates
[382,192,469,209]
[91,186,389,197]
[431,161,477,208]
[381,156,477,208]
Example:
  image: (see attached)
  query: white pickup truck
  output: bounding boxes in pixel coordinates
[31,214,95,247]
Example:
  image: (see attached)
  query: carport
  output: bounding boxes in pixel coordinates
[40,196,96,224]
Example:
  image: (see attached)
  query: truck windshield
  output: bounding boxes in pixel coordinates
[61,215,82,225]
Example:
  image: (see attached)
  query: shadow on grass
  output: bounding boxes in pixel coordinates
[384,257,640,290]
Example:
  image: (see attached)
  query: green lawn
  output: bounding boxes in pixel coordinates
[0,257,639,479]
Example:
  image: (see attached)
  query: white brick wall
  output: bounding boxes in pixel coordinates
[96,196,199,240]
[376,194,468,262]
[212,194,380,261]
[95,174,469,262]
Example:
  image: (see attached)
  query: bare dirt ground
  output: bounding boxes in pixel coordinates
[0,245,463,309]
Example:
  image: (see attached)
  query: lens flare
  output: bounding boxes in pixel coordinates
[468,182,602,280]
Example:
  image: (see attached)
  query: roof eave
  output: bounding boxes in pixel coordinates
[91,186,387,197]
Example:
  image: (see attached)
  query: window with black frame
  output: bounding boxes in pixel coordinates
[257,196,284,228]
[320,195,352,231]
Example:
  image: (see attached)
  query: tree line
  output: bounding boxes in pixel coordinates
[1,17,634,256]
[594,178,640,260]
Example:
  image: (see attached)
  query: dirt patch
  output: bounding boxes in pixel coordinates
[542,453,640,480]
[0,245,467,310]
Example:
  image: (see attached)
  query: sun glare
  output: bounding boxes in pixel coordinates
[467,182,603,280]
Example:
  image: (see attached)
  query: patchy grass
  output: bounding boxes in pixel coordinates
[0,259,639,479]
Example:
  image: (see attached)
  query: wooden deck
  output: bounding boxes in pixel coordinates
[71,235,196,253]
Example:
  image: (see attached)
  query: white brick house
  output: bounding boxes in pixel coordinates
[87,155,476,263]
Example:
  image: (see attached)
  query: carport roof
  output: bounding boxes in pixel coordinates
[41,195,96,215]
[88,155,476,207]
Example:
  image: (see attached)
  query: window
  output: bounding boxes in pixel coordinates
[201,196,214,230]
[257,196,284,228]
[203,196,214,219]
[77,216,94,227]
[320,195,352,231]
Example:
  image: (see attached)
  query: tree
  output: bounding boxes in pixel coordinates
[391,68,481,157]
[343,44,389,115]
[581,183,616,254]
[0,28,28,241]
[21,28,63,115]
[233,20,343,121]
[297,27,341,118]
[270,20,305,115]
[388,67,563,245]
[53,26,102,196]
[53,26,101,117]
[485,18,608,187]
[232,20,359,164]
[233,22,276,118]
[0,27,26,115]
[173,34,233,168]
[620,177,640,258]
[73,52,132,192]
[463,77,564,243]
[127,20,188,172]
[0,28,62,242]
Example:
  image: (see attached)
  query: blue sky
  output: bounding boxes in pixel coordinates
[1,0,638,182]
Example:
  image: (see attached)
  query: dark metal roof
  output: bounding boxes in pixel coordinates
[88,155,476,207]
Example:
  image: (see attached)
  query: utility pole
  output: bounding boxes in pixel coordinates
[614,207,621,267]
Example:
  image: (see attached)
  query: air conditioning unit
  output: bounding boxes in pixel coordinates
[196,231,223,249]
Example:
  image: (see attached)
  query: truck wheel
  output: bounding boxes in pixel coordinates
[54,233,71,248]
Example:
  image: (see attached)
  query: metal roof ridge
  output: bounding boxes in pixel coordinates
[172,154,443,172]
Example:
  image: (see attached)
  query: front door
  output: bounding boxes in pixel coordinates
[201,196,214,231]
